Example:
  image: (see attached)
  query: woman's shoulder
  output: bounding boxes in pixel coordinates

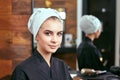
[15,55,36,69]
[52,57,68,65]
[52,57,71,69]
[53,57,64,62]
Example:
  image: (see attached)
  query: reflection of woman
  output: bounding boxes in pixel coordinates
[11,8,72,80]
[77,15,106,71]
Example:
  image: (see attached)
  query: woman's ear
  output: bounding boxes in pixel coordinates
[96,28,101,33]
[94,30,98,34]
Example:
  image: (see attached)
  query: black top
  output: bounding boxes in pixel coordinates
[11,49,72,80]
[77,37,106,70]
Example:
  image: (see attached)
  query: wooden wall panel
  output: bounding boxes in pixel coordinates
[12,0,32,15]
[0,15,30,30]
[0,60,12,78]
[0,0,11,15]
[0,0,32,79]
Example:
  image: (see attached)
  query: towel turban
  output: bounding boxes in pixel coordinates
[80,15,101,34]
[28,8,62,38]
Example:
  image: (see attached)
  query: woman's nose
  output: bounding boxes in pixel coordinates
[51,35,58,42]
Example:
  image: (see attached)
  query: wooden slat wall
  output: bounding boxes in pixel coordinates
[0,0,32,79]
[0,0,77,79]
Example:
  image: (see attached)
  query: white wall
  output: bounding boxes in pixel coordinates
[76,0,82,70]
[76,0,82,47]
[115,0,120,66]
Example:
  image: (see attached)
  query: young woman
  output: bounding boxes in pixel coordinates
[77,15,107,71]
[11,8,72,80]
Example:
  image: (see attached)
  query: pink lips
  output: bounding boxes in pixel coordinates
[49,45,57,49]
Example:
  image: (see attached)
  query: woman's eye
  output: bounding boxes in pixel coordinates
[57,32,63,36]
[45,32,51,36]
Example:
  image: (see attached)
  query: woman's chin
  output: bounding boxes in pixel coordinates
[48,49,57,53]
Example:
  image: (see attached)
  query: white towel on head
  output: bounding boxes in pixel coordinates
[80,15,101,34]
[28,8,62,38]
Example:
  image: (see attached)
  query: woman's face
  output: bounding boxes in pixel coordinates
[36,17,63,54]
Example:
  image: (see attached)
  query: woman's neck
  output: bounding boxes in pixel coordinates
[86,34,95,41]
[37,47,52,67]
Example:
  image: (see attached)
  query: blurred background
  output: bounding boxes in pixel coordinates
[0,0,120,79]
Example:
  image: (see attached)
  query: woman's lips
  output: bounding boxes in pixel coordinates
[49,45,57,49]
